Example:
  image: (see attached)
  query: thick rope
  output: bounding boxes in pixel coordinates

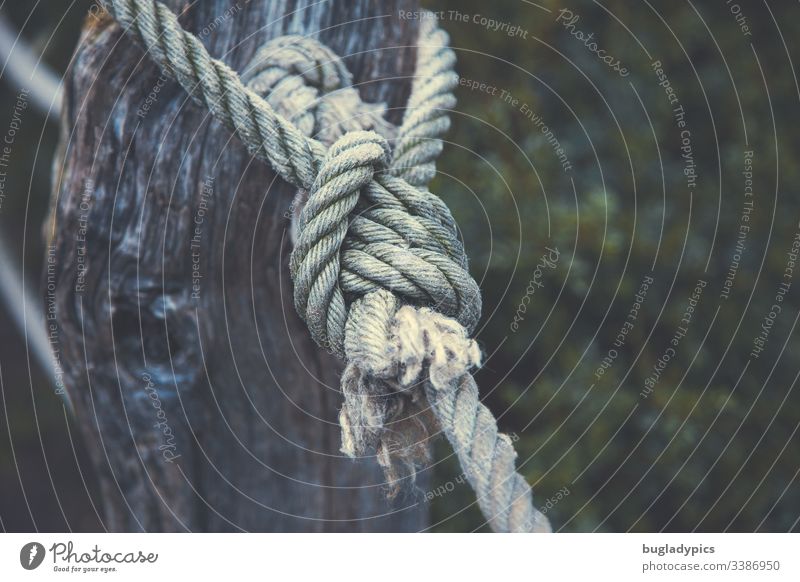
[344,291,550,532]
[99,0,550,533]
[243,35,393,145]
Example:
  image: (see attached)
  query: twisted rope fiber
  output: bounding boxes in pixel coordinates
[100,0,550,533]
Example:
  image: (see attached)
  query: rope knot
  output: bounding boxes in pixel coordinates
[289,131,390,354]
[241,31,481,360]
[289,131,481,357]
[245,36,391,144]
[247,35,352,92]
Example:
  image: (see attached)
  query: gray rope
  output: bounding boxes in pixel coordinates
[243,35,393,145]
[343,290,550,532]
[390,16,458,187]
[99,0,549,533]
[99,0,478,356]
[289,130,480,355]
[101,0,325,187]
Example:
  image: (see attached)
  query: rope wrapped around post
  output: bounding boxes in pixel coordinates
[99,0,551,533]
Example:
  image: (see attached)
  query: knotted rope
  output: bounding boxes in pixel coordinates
[99,0,550,533]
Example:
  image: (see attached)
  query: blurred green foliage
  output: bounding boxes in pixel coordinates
[425,0,800,531]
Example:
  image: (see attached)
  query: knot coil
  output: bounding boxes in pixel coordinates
[289,130,480,357]
[244,35,391,144]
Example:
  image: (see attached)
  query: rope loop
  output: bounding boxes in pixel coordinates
[244,35,391,143]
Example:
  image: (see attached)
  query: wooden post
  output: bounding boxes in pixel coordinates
[49,0,424,532]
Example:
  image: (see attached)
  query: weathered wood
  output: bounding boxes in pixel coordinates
[50,0,423,531]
